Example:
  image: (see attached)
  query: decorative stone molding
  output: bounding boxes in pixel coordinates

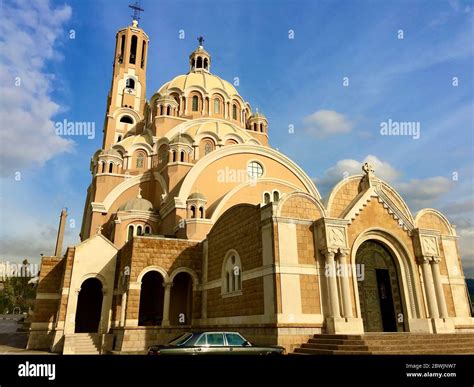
[314,218,350,253]
[413,228,441,261]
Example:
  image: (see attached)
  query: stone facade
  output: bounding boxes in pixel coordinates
[27,20,474,354]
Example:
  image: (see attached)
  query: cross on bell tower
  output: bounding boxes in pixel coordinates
[129,1,144,25]
[197,36,205,46]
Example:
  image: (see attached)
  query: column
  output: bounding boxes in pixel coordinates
[419,257,439,318]
[338,251,353,318]
[120,292,127,327]
[323,249,340,318]
[430,258,448,319]
[161,282,172,327]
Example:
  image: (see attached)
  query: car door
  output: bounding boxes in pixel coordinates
[193,333,229,355]
[225,333,251,354]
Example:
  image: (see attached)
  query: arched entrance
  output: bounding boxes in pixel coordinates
[75,278,103,333]
[170,272,193,325]
[138,271,164,326]
[356,241,404,332]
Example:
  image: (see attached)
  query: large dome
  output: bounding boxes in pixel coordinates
[158,72,239,98]
[118,196,154,212]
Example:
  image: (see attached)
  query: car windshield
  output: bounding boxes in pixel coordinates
[168,333,193,346]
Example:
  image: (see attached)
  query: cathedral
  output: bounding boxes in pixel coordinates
[27,18,473,354]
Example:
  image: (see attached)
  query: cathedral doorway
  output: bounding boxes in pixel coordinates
[356,241,405,332]
[75,278,103,333]
[170,272,193,325]
[138,271,165,326]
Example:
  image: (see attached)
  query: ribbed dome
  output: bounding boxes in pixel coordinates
[118,197,154,212]
[188,192,206,200]
[158,72,239,97]
[100,148,122,157]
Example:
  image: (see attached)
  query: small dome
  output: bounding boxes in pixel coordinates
[100,148,122,158]
[188,192,206,200]
[118,197,154,212]
[249,111,266,120]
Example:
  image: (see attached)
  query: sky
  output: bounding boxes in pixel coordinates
[0,0,473,276]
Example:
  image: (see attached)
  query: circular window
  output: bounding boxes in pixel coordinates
[247,161,263,179]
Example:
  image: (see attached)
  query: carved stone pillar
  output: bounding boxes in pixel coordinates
[418,256,439,319]
[430,258,448,319]
[338,250,353,318]
[322,249,340,318]
[162,282,173,327]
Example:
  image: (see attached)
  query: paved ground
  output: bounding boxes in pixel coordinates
[0,314,54,355]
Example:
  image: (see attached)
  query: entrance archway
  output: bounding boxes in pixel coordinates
[75,278,103,333]
[138,271,164,326]
[170,272,193,325]
[356,241,404,332]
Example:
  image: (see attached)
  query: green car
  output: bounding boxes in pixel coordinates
[147,331,285,355]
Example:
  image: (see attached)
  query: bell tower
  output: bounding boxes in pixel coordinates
[102,11,149,149]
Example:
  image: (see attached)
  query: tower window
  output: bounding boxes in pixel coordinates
[136,153,145,168]
[172,151,177,162]
[190,205,196,218]
[119,35,125,63]
[141,41,146,68]
[260,123,264,132]
[214,99,220,114]
[204,58,208,70]
[199,207,204,218]
[192,96,199,111]
[101,163,105,173]
[126,78,135,89]
[130,35,138,64]
[180,151,185,162]
[273,191,280,202]
[196,56,203,68]
[232,105,237,120]
[166,105,171,115]
[120,115,133,124]
[144,226,151,235]
[108,162,113,173]
[137,225,143,236]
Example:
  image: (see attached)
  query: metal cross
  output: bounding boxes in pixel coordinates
[129,1,144,22]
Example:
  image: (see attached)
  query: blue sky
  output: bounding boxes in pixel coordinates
[0,0,473,276]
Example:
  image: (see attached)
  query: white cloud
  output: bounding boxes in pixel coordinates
[0,0,73,176]
[397,177,454,209]
[303,110,353,138]
[317,154,400,195]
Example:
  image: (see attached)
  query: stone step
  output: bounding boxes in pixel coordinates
[302,343,370,351]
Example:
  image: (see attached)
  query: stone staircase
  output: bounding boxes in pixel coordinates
[293,333,474,355]
[64,333,101,354]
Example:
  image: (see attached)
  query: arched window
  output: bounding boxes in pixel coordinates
[108,162,113,173]
[166,105,171,115]
[120,115,133,124]
[222,252,242,295]
[273,191,280,202]
[137,225,143,236]
[214,98,220,114]
[232,105,237,120]
[172,151,177,162]
[144,226,151,235]
[190,206,196,218]
[180,151,185,162]
[192,96,199,111]
[126,78,135,89]
[130,35,137,64]
[264,192,271,204]
[204,141,212,155]
[127,225,134,242]
[141,41,146,68]
[159,105,163,115]
[204,58,208,70]
[118,35,125,63]
[101,163,105,173]
[199,207,204,218]
[136,153,145,168]
[196,56,203,68]
[260,123,264,132]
